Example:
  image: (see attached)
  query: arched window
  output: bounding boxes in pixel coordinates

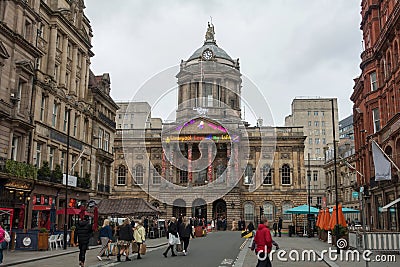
[281,164,291,185]
[153,165,161,184]
[244,164,253,185]
[135,164,144,185]
[263,202,274,221]
[282,201,293,221]
[117,165,126,185]
[387,51,392,75]
[262,164,272,185]
[244,202,255,223]
[394,41,399,69]
[215,164,226,183]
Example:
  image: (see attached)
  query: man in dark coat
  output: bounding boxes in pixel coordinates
[74,211,92,267]
[278,217,283,237]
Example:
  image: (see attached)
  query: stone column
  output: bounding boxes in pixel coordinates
[234,143,239,185]
[188,143,192,183]
[47,24,58,77]
[169,144,174,183]
[162,148,166,180]
[59,36,68,86]
[226,143,231,185]
[79,54,87,99]
[208,143,213,182]
[70,46,78,95]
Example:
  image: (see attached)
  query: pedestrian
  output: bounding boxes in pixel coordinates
[179,217,194,256]
[254,217,273,267]
[272,221,277,237]
[163,217,178,257]
[133,220,146,260]
[97,219,113,261]
[231,218,237,231]
[0,222,10,265]
[247,221,255,237]
[117,218,133,262]
[278,217,283,237]
[74,209,93,267]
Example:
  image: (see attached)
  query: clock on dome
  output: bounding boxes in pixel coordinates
[202,49,213,60]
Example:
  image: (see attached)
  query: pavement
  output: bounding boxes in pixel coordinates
[241,234,400,267]
[1,237,168,267]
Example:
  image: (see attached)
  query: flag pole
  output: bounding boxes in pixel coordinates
[371,139,400,171]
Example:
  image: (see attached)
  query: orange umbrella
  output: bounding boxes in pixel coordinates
[316,209,323,228]
[338,204,347,227]
[329,205,347,230]
[329,206,337,230]
[323,208,331,231]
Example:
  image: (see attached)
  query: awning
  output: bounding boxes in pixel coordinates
[32,205,51,211]
[381,198,400,211]
[56,208,93,216]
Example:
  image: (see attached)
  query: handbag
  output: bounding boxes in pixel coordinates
[139,243,146,255]
[131,242,139,253]
[4,231,10,243]
[168,233,181,245]
[176,243,183,252]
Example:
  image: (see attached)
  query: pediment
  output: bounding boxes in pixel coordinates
[16,60,34,75]
[0,41,10,59]
[169,118,228,135]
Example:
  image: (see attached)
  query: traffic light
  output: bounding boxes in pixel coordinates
[260,206,264,214]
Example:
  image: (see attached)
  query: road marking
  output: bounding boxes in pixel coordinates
[220,258,234,265]
[239,239,247,249]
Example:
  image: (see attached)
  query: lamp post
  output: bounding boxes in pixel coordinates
[25,196,31,230]
[63,108,71,250]
[330,99,339,254]
[307,153,312,237]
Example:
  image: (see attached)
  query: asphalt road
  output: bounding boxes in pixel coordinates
[116,231,244,267]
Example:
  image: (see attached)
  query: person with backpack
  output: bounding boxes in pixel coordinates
[74,209,93,267]
[0,222,10,265]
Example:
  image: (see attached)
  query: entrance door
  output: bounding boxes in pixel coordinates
[213,199,227,219]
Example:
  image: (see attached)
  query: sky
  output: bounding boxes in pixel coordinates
[85,0,363,126]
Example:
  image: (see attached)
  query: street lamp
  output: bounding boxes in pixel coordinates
[63,108,71,250]
[330,99,339,254]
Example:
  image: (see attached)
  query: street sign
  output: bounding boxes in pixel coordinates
[352,191,359,199]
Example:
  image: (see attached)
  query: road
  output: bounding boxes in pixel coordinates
[114,231,244,267]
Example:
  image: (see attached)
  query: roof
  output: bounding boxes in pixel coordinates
[97,198,161,216]
[188,41,233,62]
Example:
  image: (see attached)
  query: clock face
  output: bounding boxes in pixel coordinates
[202,50,213,60]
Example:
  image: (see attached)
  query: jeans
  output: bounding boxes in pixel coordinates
[181,237,190,251]
[79,242,89,263]
[0,248,3,264]
[256,252,272,267]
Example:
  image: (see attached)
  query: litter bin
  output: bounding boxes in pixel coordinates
[288,225,295,237]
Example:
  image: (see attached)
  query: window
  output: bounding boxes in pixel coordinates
[124,124,128,129]
[309,196,313,204]
[117,165,126,185]
[308,121,312,126]
[130,124,134,128]
[281,164,291,185]
[370,71,377,91]
[11,136,19,161]
[118,114,122,119]
[282,202,293,221]
[16,79,25,112]
[262,164,272,185]
[263,202,274,221]
[179,169,188,184]
[63,109,69,132]
[317,197,322,206]
[308,111,311,116]
[60,151,66,173]
[315,129,320,136]
[244,203,255,223]
[98,128,103,149]
[321,111,324,117]
[313,171,318,181]
[73,116,79,137]
[153,165,161,184]
[103,165,107,187]
[35,143,42,168]
[135,165,144,184]
[83,120,88,142]
[67,44,71,58]
[322,138,326,144]
[104,132,110,152]
[322,129,326,135]
[315,138,320,144]
[52,101,58,127]
[80,158,84,177]
[314,111,318,116]
[40,94,46,121]
[308,138,313,144]
[314,121,319,127]
[24,20,32,40]
[372,108,380,132]
[54,65,59,81]
[49,147,54,170]
[244,164,253,184]
[56,34,60,48]
[316,148,321,155]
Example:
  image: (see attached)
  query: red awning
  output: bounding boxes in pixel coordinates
[32,205,51,211]
[56,208,93,216]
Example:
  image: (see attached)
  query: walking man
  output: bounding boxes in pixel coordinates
[254,217,272,267]
[278,217,283,237]
[74,208,93,267]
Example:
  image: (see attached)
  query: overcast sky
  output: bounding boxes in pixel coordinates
[85,0,363,126]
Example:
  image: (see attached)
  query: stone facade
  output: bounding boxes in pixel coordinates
[112,24,308,229]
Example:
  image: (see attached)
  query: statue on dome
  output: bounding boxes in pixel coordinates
[205,22,215,41]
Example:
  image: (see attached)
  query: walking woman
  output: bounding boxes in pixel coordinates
[163,217,178,257]
[133,220,146,260]
[0,222,9,265]
[179,217,194,256]
[74,212,93,267]
[97,219,113,261]
[117,218,133,262]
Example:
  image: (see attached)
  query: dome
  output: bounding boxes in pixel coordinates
[188,41,233,62]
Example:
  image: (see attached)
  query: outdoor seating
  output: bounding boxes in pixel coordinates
[56,233,64,248]
[48,234,58,250]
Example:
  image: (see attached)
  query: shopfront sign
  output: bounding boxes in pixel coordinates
[62,174,77,187]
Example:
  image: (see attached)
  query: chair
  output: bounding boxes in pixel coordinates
[56,233,64,248]
[149,229,155,239]
[48,234,58,250]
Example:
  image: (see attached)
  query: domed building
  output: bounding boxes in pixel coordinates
[112,23,308,230]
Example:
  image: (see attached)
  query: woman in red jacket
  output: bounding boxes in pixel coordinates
[254,217,273,267]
